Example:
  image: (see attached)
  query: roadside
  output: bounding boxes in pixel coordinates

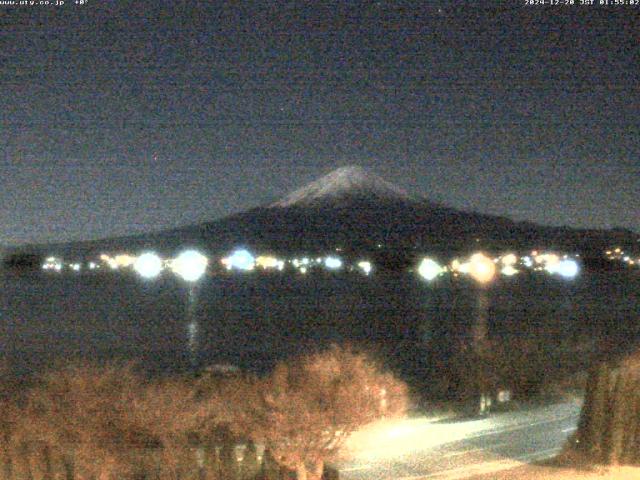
[339,400,582,480]
[468,446,640,480]
[469,464,640,479]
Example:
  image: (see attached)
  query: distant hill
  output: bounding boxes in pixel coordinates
[5,165,639,264]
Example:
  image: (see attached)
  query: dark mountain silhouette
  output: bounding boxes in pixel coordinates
[6,166,638,266]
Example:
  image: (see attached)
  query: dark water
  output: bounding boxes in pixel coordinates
[1,269,639,389]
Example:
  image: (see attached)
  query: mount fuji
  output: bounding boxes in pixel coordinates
[8,166,638,265]
[270,165,418,208]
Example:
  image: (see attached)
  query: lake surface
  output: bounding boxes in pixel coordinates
[1,268,639,395]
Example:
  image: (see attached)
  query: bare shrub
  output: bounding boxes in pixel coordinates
[10,363,203,479]
[0,346,408,480]
[209,344,409,480]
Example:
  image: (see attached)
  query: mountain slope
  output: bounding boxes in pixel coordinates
[6,166,638,261]
[107,165,636,259]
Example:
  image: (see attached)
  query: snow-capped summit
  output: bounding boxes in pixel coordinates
[271,165,414,208]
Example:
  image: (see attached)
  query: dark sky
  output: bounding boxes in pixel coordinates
[1,1,638,246]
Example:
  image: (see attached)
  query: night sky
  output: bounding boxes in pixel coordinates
[1,1,638,246]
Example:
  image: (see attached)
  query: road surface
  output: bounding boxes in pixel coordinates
[338,401,581,480]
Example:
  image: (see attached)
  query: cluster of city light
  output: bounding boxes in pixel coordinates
[416,250,580,283]
[42,256,63,272]
[255,255,285,271]
[447,252,497,283]
[221,249,256,271]
[218,249,373,276]
[43,250,211,282]
[43,249,372,277]
[606,247,639,268]
[528,251,580,278]
[42,256,96,273]
[499,253,519,277]
[291,256,315,274]
[356,260,372,275]
[99,253,137,270]
[41,246,584,283]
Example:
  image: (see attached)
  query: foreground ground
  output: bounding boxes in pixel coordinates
[338,400,582,480]
[469,464,640,479]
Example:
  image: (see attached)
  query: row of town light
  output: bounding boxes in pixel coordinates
[130,248,579,284]
[42,247,583,284]
[198,248,575,282]
[133,250,209,282]
[219,249,368,275]
[43,250,210,282]
[42,249,370,280]
[606,247,640,268]
[416,251,580,283]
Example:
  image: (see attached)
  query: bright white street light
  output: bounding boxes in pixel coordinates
[223,249,255,271]
[556,259,579,279]
[171,250,208,282]
[134,252,163,279]
[417,258,442,281]
[324,256,343,270]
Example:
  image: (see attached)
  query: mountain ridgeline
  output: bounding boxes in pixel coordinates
[5,166,638,266]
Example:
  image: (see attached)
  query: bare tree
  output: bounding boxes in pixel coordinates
[220,345,409,480]
[0,349,407,480]
[15,363,202,479]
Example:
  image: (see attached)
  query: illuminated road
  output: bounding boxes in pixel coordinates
[338,401,581,480]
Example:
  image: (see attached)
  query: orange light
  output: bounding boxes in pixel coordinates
[468,252,496,284]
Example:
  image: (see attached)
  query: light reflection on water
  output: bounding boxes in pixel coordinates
[0,270,638,378]
[185,283,201,368]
